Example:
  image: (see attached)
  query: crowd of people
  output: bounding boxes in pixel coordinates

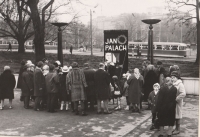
[0,58,186,136]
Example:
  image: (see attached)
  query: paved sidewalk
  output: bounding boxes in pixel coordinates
[0,90,198,137]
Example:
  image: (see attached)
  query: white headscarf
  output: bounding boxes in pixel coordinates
[134,68,140,79]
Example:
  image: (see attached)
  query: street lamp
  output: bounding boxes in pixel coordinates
[51,22,69,66]
[142,19,161,64]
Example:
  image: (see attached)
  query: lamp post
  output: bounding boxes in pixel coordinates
[51,22,69,66]
[142,19,161,64]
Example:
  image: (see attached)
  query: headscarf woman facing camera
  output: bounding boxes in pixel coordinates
[127,68,144,113]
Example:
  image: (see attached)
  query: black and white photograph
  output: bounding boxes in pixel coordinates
[0,0,199,137]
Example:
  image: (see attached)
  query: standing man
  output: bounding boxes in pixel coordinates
[34,61,45,111]
[83,63,96,111]
[66,62,88,116]
[7,42,12,52]
[70,45,73,55]
[94,63,112,114]
[21,64,34,109]
[45,64,60,113]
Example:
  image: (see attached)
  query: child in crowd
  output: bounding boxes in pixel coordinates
[122,72,131,110]
[112,76,123,110]
[148,83,160,130]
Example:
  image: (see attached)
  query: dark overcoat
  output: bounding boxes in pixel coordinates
[0,70,16,99]
[83,67,96,101]
[21,70,34,97]
[34,68,45,96]
[59,72,70,101]
[45,72,59,93]
[143,70,158,101]
[17,66,25,89]
[127,74,144,104]
[157,85,177,126]
[94,69,110,100]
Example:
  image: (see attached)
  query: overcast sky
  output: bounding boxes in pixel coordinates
[55,0,195,24]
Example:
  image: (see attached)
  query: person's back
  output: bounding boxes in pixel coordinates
[45,72,59,93]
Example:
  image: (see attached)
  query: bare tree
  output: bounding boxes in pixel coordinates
[166,0,200,64]
[0,0,34,53]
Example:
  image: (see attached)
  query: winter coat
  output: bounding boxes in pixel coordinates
[0,70,16,99]
[148,91,159,113]
[143,70,158,101]
[66,68,87,102]
[17,66,25,89]
[127,74,144,104]
[83,67,96,101]
[157,85,177,126]
[21,70,34,97]
[94,69,111,100]
[58,73,70,101]
[115,67,123,80]
[173,79,186,119]
[45,71,59,94]
[34,68,45,97]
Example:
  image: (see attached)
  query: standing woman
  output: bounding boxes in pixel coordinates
[127,68,144,113]
[0,66,16,109]
[157,77,177,137]
[59,66,70,110]
[143,65,157,109]
[170,71,186,135]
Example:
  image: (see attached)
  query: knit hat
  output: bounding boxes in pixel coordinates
[153,83,160,89]
[112,75,118,80]
[72,62,79,68]
[37,61,44,68]
[171,71,180,79]
[157,61,162,65]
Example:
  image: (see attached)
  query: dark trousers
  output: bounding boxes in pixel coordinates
[47,93,56,112]
[35,96,43,110]
[126,96,130,105]
[84,100,95,110]
[24,96,30,108]
[74,101,85,112]
[152,112,157,124]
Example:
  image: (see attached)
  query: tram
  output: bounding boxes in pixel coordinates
[0,39,57,50]
[128,41,189,57]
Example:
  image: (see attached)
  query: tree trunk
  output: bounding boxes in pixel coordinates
[195,0,200,65]
[18,37,25,53]
[27,0,45,62]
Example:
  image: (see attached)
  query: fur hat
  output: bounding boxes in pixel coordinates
[72,62,79,68]
[171,71,180,79]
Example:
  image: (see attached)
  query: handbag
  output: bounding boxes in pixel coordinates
[114,90,121,95]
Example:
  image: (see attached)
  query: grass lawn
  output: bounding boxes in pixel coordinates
[0,51,198,77]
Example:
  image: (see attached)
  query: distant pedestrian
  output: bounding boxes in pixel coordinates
[171,71,186,135]
[0,66,16,110]
[66,62,88,116]
[7,42,12,52]
[148,83,160,130]
[94,63,112,114]
[34,61,45,111]
[70,45,73,55]
[45,64,60,113]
